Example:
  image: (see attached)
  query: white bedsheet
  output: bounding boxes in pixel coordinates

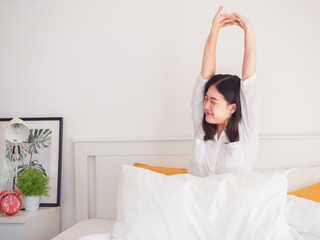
[76,227,307,240]
[52,218,115,240]
[77,227,305,240]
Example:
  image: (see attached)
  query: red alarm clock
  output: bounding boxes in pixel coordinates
[0,189,23,215]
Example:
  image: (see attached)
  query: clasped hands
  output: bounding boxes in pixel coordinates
[211,6,254,34]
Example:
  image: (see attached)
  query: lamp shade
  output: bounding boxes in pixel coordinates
[5,118,30,143]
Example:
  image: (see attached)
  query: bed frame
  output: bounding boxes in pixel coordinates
[73,135,320,223]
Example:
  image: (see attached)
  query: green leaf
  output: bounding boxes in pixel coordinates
[16,168,51,197]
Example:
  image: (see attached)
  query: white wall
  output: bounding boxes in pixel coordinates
[1,0,320,232]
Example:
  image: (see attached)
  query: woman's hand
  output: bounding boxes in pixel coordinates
[211,6,237,33]
[230,12,254,33]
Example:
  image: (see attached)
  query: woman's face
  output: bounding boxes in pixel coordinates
[203,85,236,125]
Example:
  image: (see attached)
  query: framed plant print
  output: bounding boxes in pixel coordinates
[0,117,63,207]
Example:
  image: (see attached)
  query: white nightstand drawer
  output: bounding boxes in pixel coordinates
[0,207,60,240]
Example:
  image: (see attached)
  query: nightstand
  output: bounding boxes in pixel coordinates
[0,207,60,240]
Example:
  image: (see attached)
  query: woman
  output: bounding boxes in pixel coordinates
[189,6,260,176]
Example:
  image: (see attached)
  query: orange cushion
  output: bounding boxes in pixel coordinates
[133,163,188,176]
[288,182,320,203]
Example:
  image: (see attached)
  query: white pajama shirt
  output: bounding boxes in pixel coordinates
[189,72,260,176]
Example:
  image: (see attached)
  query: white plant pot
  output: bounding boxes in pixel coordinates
[23,196,41,211]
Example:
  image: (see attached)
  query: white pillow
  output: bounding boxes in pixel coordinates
[254,165,320,192]
[286,165,320,192]
[112,165,293,240]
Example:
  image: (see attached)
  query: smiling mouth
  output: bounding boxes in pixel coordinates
[206,112,213,116]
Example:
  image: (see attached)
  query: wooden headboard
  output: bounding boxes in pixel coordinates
[73,135,320,223]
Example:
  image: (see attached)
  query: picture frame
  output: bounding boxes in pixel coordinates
[0,117,63,207]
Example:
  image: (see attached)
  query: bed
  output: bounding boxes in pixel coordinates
[53,135,320,240]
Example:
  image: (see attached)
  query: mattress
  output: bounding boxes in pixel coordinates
[52,218,115,240]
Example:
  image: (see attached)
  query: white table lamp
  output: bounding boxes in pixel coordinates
[5,118,30,144]
[4,117,30,188]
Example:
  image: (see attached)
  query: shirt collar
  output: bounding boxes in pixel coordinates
[214,130,227,142]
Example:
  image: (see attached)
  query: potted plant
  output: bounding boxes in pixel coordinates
[16,168,51,211]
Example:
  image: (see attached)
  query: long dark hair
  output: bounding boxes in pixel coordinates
[202,74,242,143]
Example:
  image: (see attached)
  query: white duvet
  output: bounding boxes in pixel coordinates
[76,165,320,240]
[78,196,320,240]
[78,199,319,240]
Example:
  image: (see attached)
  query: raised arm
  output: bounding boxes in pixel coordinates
[201,6,237,79]
[231,12,256,81]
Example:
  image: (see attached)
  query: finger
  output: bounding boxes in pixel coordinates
[233,21,241,27]
[220,14,235,22]
[231,17,241,25]
[221,19,236,26]
[235,18,242,24]
[231,12,242,18]
[220,18,233,24]
[217,5,224,15]
[221,22,234,28]
[223,20,239,27]
[232,20,241,27]
[220,13,231,19]
[220,15,236,24]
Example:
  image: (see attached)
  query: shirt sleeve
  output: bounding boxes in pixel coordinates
[191,73,209,138]
[239,72,260,144]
